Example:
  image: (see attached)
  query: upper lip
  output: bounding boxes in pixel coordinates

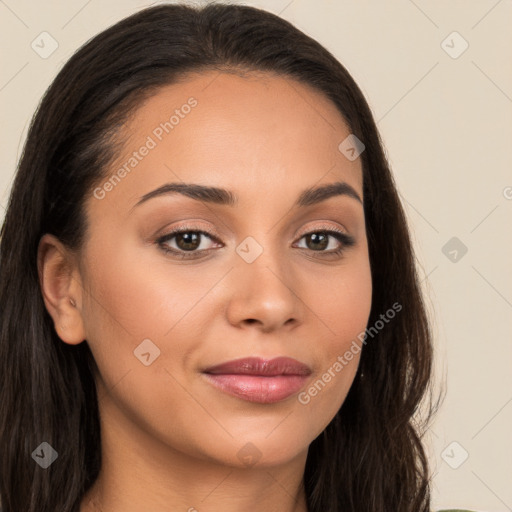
[203,357,312,376]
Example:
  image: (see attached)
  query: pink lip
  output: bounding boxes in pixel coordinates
[202,357,312,404]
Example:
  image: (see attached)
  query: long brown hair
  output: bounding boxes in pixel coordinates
[0,4,438,511]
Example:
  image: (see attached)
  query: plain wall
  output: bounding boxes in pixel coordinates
[1,1,511,510]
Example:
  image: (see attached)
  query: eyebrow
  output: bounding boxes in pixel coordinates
[132,180,362,211]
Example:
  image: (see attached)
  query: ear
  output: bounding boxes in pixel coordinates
[37,233,86,345]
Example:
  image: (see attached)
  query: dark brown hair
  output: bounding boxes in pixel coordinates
[0,3,438,511]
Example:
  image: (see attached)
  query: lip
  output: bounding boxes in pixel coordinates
[202,357,312,404]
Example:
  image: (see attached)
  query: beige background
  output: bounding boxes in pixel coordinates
[1,1,511,510]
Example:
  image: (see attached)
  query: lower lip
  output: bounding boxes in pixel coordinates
[202,373,310,404]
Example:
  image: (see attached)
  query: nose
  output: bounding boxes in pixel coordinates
[225,247,304,333]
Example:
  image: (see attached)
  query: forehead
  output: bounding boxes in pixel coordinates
[90,70,363,217]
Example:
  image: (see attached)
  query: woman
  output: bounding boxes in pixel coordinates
[0,3,467,511]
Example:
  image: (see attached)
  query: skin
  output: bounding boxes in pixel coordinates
[38,70,372,512]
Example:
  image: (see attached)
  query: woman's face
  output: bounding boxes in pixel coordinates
[76,70,372,468]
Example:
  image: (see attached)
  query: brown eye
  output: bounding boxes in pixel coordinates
[295,229,355,254]
[303,232,329,251]
[174,232,202,251]
[157,228,221,258]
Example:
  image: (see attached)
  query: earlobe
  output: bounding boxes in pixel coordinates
[37,234,86,345]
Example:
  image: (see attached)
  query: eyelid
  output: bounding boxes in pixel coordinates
[156,220,221,239]
[296,222,349,237]
[158,220,350,243]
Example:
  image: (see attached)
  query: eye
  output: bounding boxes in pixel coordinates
[157,226,221,259]
[294,227,355,256]
[156,224,355,260]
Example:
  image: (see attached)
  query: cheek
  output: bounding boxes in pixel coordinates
[311,253,373,348]
[79,234,225,394]
[82,236,214,340]
[295,255,371,430]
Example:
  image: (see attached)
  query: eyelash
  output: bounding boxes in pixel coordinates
[156,224,355,260]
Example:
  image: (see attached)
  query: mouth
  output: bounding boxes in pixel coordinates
[201,357,312,404]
